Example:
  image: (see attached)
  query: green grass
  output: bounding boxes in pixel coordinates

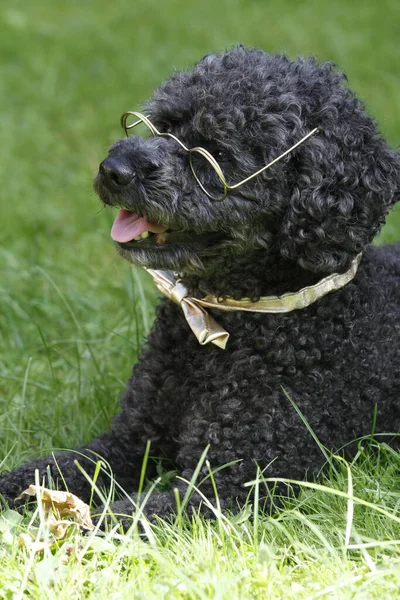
[2,446,400,599]
[1,0,400,597]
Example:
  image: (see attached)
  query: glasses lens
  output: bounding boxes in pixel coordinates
[122,113,155,138]
[189,149,226,201]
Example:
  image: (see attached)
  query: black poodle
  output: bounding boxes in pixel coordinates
[1,47,400,527]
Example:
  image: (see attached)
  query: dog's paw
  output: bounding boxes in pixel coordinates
[0,474,28,512]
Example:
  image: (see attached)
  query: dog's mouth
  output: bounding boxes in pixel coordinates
[111,209,169,245]
[111,209,223,251]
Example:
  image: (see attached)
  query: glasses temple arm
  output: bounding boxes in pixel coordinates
[228,128,319,190]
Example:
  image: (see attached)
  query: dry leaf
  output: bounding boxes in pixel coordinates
[17,486,94,539]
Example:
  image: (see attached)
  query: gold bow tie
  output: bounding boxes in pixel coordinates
[146,269,230,349]
[146,253,361,350]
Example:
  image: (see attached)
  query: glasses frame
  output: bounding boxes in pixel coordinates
[121,111,318,202]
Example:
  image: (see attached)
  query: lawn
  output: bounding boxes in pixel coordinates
[1,0,400,597]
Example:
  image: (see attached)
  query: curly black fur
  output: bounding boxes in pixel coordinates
[1,46,400,527]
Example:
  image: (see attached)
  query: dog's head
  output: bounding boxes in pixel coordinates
[94,47,400,278]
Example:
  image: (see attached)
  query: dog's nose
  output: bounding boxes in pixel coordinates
[99,157,135,187]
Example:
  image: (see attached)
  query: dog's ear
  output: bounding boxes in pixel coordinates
[279,130,400,273]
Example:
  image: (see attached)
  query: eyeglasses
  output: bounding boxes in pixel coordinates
[121,111,318,202]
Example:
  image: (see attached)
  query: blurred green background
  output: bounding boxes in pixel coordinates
[1,0,399,463]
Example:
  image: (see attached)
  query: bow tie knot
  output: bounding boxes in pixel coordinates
[146,269,230,349]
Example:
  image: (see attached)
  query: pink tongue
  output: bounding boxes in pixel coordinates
[111,209,168,243]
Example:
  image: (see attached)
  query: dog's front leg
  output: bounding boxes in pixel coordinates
[0,303,188,511]
[0,362,176,509]
[0,428,149,509]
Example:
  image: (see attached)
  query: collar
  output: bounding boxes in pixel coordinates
[146,253,362,350]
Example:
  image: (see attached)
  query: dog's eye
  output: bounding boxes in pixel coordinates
[162,121,180,135]
[213,149,228,162]
[153,121,172,134]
